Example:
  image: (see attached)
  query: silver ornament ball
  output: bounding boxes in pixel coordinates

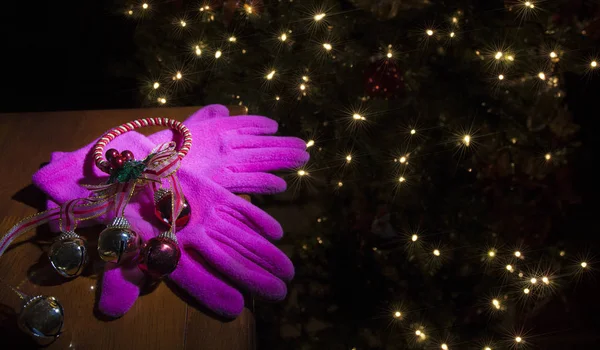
[18,295,64,341]
[48,231,88,278]
[98,217,141,264]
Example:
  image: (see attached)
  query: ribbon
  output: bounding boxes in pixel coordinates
[0,199,113,256]
[0,142,186,259]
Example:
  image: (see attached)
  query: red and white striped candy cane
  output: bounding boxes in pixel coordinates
[93,117,192,173]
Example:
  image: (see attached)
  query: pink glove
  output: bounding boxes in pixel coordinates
[32,106,308,318]
[148,104,308,194]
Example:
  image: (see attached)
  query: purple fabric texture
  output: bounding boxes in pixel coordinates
[31,105,308,318]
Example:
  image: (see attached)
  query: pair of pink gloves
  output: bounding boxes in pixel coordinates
[32,105,309,318]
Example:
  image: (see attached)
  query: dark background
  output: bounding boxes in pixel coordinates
[1,1,600,347]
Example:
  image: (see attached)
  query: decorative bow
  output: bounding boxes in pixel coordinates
[0,142,185,255]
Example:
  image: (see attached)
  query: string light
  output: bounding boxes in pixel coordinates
[244,4,253,14]
[452,17,458,24]
[410,129,416,135]
[279,33,287,41]
[346,154,352,163]
[275,96,280,101]
[323,43,333,51]
[266,70,276,80]
[411,234,418,242]
[302,75,309,82]
[542,276,549,284]
[484,347,492,350]
[463,135,471,146]
[488,250,496,258]
[415,330,422,336]
[174,71,182,80]
[399,156,407,163]
[433,249,441,256]
[545,153,552,161]
[523,288,530,294]
[441,344,449,350]
[560,251,566,257]
[450,32,455,38]
[492,299,501,309]
[158,97,167,104]
[306,140,315,148]
[591,60,598,68]
[215,50,222,58]
[549,51,557,58]
[142,3,148,9]
[387,51,393,58]
[127,10,133,15]
[514,251,521,258]
[393,311,402,318]
[426,29,434,36]
[530,277,537,284]
[495,51,503,60]
[581,261,588,268]
[538,72,546,80]
[506,264,514,272]
[300,83,306,91]
[314,13,326,21]
[338,181,343,187]
[507,54,515,61]
[353,113,365,120]
[229,36,237,42]
[515,336,523,343]
[153,82,160,89]
[180,20,187,27]
[297,170,307,176]
[195,45,202,56]
[498,74,505,80]
[399,176,406,183]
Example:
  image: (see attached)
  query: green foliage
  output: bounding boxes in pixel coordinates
[108,160,146,183]
[122,0,596,348]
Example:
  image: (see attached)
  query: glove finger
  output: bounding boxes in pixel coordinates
[169,250,244,318]
[98,262,145,317]
[185,104,230,122]
[186,115,279,135]
[226,147,310,174]
[226,135,307,150]
[209,217,294,281]
[217,198,283,241]
[186,228,288,301]
[213,171,287,194]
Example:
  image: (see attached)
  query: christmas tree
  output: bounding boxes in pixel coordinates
[119,0,598,348]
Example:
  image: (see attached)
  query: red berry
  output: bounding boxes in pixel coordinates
[121,150,134,161]
[111,156,125,169]
[106,148,120,161]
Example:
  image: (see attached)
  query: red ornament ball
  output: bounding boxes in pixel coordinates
[105,148,120,161]
[138,236,181,279]
[121,150,134,161]
[364,60,404,99]
[110,156,125,169]
[155,193,191,228]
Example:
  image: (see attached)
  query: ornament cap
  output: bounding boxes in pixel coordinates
[154,189,171,203]
[158,231,178,243]
[57,230,80,241]
[108,216,131,229]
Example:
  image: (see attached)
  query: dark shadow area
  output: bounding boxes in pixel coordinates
[0,1,139,113]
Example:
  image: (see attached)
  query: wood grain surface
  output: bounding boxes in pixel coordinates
[0,106,255,350]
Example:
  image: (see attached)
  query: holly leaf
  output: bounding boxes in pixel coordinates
[108,160,147,184]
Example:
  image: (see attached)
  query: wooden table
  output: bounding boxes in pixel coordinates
[0,106,255,349]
